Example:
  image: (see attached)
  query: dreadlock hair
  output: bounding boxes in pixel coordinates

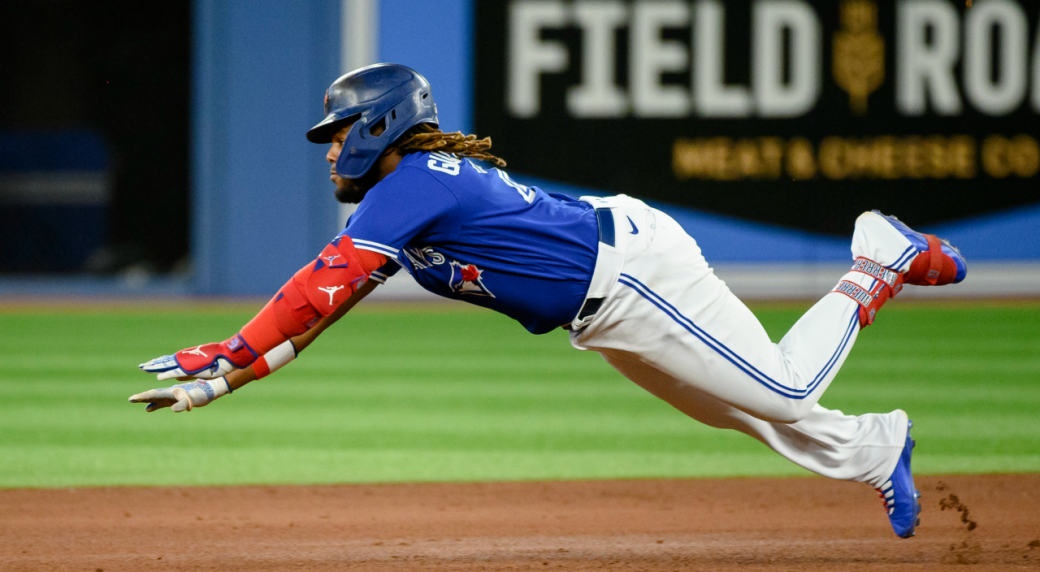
[394,123,507,168]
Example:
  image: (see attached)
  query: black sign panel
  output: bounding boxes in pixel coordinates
[474,0,1040,235]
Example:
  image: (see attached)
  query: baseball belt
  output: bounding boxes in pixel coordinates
[567,198,630,331]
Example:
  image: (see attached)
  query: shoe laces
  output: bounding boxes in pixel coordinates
[876,480,895,514]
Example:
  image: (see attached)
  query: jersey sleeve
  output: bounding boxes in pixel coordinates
[368,259,403,284]
[342,166,460,261]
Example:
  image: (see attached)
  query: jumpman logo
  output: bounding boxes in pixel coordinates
[318,285,345,305]
[322,254,341,265]
[182,345,208,357]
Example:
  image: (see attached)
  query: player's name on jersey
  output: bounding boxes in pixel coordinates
[672,134,1040,182]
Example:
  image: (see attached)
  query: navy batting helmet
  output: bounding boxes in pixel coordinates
[306,63,439,179]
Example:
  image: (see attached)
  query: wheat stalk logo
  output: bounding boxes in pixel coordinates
[833,0,884,115]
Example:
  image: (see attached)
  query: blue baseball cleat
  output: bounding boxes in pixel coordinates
[876,419,921,538]
[873,211,967,286]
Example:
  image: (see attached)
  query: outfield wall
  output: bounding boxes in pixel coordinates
[181,0,1039,300]
[1,0,1035,299]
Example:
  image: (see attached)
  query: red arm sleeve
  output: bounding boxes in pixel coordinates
[238,236,387,354]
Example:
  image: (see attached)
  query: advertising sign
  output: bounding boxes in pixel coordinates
[474,0,1040,234]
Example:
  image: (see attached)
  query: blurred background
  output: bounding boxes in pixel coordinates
[0,0,1037,299]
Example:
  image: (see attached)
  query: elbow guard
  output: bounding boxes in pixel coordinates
[281,235,381,323]
[240,236,386,353]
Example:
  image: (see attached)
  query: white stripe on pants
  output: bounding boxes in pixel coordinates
[571,196,908,487]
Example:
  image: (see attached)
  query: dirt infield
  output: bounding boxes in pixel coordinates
[2,475,1038,571]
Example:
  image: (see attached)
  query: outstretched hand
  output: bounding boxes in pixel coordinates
[128,378,231,413]
[138,335,258,381]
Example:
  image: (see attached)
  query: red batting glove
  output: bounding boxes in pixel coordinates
[138,334,259,381]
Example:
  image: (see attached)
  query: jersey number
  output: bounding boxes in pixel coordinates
[496,169,536,204]
[429,152,534,204]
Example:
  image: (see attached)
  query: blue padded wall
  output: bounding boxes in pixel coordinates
[379,0,473,134]
[193,0,341,295]
[192,0,476,295]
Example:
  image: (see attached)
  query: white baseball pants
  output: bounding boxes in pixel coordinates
[572,196,909,487]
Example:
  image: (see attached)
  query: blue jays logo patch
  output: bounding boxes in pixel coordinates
[449,261,495,298]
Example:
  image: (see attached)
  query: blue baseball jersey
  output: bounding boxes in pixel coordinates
[342,151,599,334]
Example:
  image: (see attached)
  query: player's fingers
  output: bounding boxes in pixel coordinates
[145,397,178,410]
[185,360,232,380]
[128,389,160,403]
[156,369,186,381]
[129,387,179,410]
[170,387,193,413]
[139,354,179,373]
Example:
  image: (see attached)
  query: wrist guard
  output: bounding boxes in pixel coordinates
[252,340,298,379]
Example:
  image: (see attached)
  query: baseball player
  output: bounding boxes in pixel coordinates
[132,64,967,539]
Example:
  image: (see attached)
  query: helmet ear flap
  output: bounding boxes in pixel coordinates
[336,115,386,179]
[370,106,406,138]
[368,116,388,138]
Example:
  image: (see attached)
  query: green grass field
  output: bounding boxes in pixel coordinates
[1,301,1038,488]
